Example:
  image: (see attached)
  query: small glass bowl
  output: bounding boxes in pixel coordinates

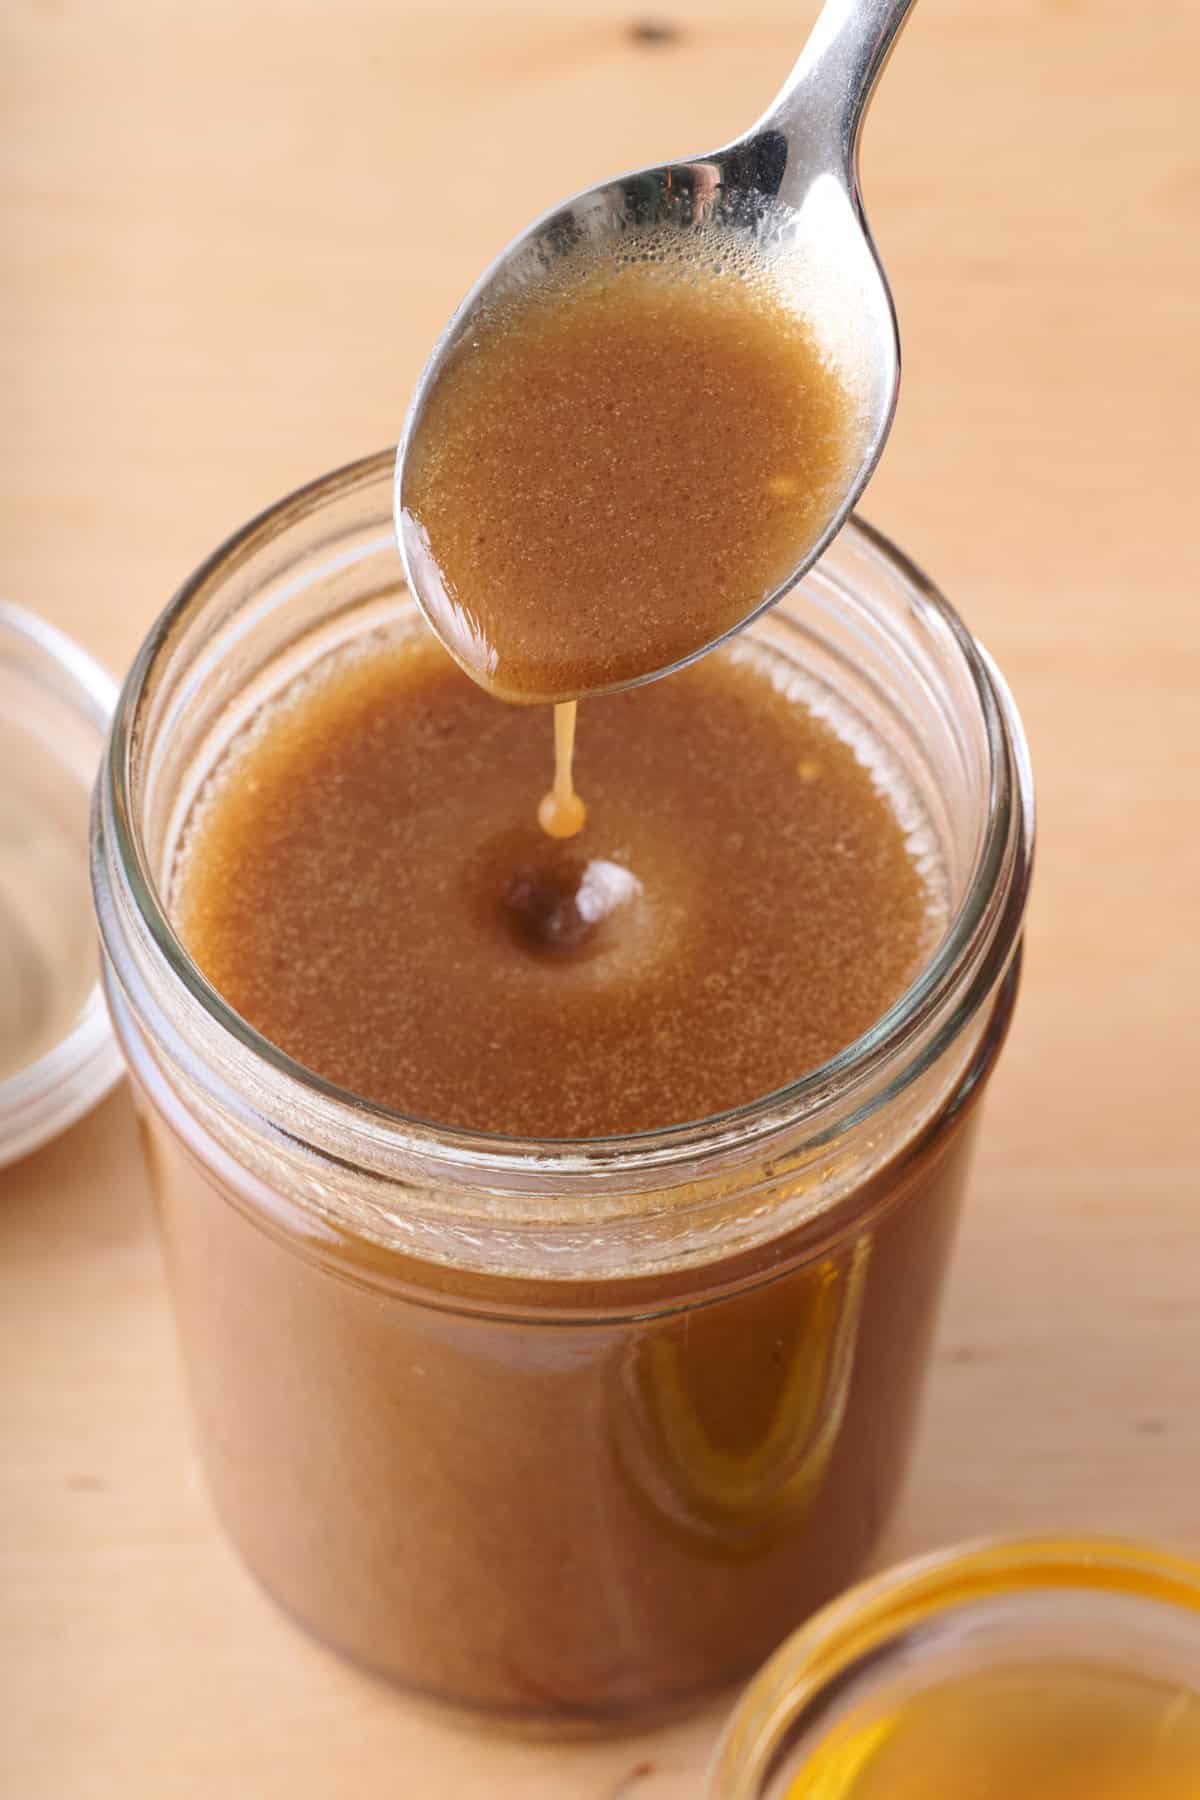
[0,603,121,1164]
[708,1536,1200,1796]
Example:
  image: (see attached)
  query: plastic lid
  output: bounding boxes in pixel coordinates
[0,602,122,1165]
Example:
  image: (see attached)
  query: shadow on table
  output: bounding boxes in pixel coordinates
[0,1082,149,1256]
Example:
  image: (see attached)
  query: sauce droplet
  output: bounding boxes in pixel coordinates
[538,700,587,838]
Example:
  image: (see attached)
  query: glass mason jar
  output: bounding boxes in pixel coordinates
[91,452,1033,1730]
[707,1537,1200,1796]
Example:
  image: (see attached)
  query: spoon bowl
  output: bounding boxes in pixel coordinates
[396,0,918,699]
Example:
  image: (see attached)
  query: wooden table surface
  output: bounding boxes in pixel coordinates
[3,2,1198,1793]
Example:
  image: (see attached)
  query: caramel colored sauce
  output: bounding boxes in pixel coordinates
[175,634,934,1139]
[537,700,586,838]
[783,1664,1200,1800]
[401,250,858,703]
[143,1036,1001,1721]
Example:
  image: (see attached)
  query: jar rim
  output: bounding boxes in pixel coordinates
[707,1535,1200,1797]
[96,450,1033,1187]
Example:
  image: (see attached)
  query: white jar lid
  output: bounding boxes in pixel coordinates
[0,603,122,1165]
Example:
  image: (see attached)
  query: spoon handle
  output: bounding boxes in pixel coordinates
[752,0,919,180]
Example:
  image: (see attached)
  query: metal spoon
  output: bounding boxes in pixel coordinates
[395,0,918,698]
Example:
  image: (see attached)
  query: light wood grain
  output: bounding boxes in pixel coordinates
[2,1,1198,1794]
